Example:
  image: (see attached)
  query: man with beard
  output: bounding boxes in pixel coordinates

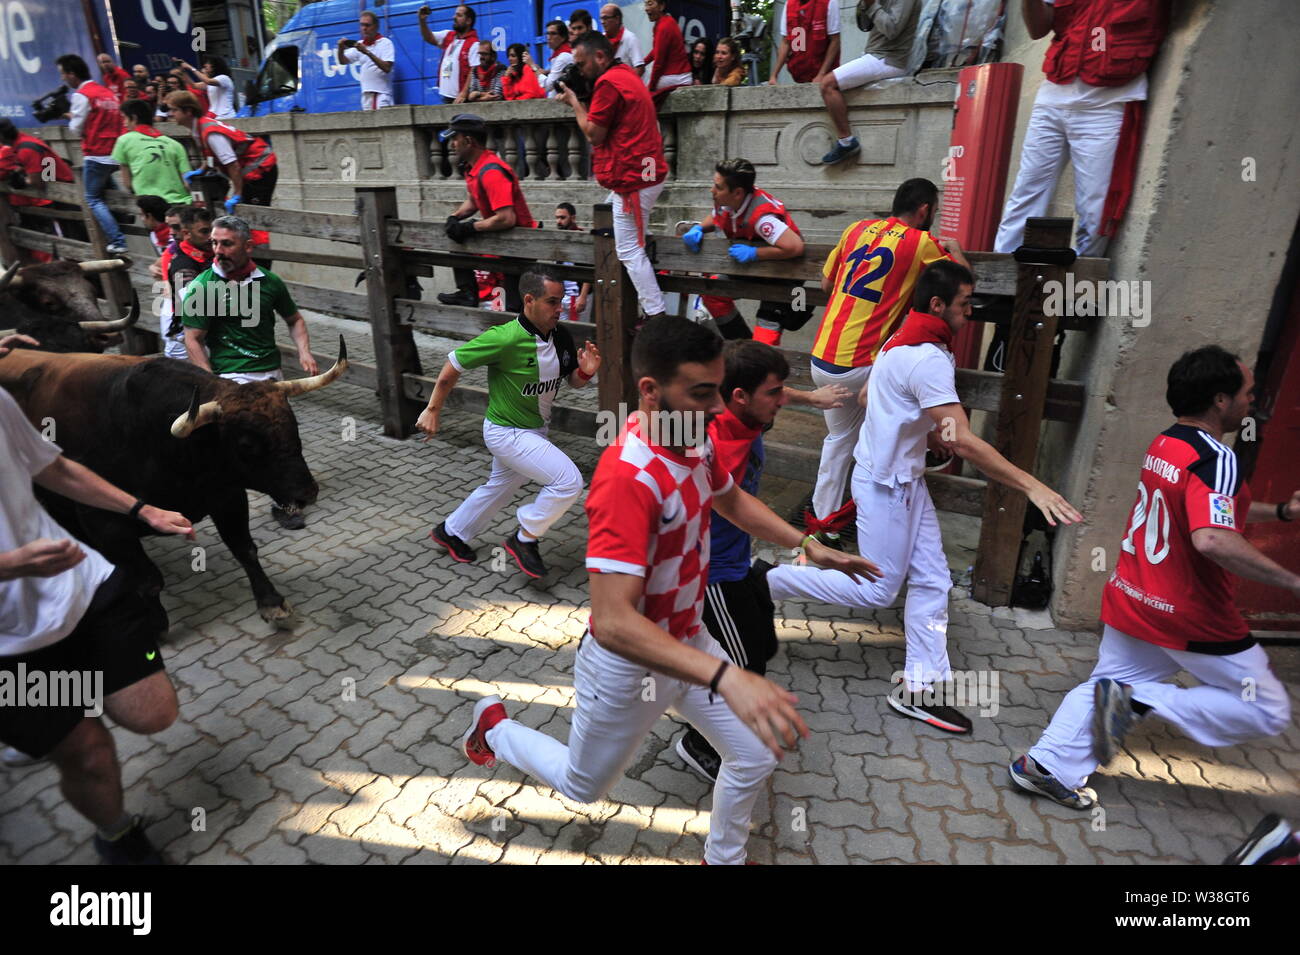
[419,3,479,104]
[554,202,590,321]
[806,177,968,545]
[458,316,880,865]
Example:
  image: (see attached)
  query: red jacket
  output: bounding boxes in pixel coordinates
[102,65,130,101]
[646,15,691,90]
[76,81,124,158]
[714,189,802,242]
[587,63,666,193]
[785,0,837,83]
[1043,0,1169,88]
[196,116,276,181]
[502,66,544,100]
[0,133,75,206]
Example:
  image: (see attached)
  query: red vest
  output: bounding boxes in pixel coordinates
[590,64,666,193]
[785,0,836,83]
[1043,0,1169,88]
[196,116,276,180]
[715,189,802,242]
[443,29,479,89]
[465,150,536,228]
[77,81,124,157]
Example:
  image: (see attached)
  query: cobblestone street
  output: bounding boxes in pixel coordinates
[2,315,1297,865]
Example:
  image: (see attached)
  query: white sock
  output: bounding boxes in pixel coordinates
[838,136,855,147]
[517,529,537,543]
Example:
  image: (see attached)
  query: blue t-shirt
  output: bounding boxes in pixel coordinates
[709,432,765,583]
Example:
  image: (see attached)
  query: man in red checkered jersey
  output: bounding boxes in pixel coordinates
[460,316,881,864]
[1010,346,1300,810]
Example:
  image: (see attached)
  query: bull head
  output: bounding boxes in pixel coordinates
[170,386,223,438]
[272,336,349,397]
[78,285,140,333]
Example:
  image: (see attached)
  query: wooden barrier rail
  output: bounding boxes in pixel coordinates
[1,178,1105,607]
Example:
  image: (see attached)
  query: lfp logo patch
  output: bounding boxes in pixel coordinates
[1209,494,1236,528]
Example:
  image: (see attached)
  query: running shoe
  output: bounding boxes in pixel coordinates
[1092,678,1137,764]
[93,816,165,865]
[430,521,477,562]
[821,138,861,165]
[676,729,721,784]
[503,532,547,578]
[462,695,508,767]
[887,687,972,733]
[1007,754,1097,810]
[1223,814,1300,865]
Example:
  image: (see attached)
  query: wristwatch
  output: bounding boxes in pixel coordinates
[128,499,147,521]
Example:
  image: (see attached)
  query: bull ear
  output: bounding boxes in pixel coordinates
[170,386,223,438]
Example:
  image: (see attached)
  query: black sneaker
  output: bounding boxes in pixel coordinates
[430,521,477,563]
[503,532,547,578]
[886,687,973,734]
[271,503,307,530]
[93,817,165,865]
[676,729,720,783]
[437,289,478,308]
[1223,814,1299,865]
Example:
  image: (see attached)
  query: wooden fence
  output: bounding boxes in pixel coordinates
[0,177,1108,608]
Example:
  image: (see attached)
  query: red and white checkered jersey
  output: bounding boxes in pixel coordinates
[585,412,734,641]
[1102,424,1254,653]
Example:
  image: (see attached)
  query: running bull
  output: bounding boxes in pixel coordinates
[0,337,348,627]
[0,258,140,352]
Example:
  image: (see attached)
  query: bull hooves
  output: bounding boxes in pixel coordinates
[271,504,307,530]
[259,601,295,627]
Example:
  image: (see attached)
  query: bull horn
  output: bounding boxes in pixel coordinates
[0,261,21,292]
[273,336,349,397]
[170,386,223,438]
[79,287,140,332]
[76,258,130,274]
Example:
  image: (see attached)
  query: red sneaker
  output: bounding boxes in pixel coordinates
[462,695,508,767]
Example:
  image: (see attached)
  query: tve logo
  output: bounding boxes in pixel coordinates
[0,1,41,74]
[143,0,190,33]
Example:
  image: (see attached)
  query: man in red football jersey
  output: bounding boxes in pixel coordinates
[1009,345,1299,810]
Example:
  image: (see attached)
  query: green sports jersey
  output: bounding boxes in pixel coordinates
[179,264,298,374]
[449,316,578,430]
[110,130,192,205]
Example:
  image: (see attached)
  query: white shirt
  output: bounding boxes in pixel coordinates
[722,192,789,245]
[610,28,645,68]
[343,36,396,96]
[206,73,237,118]
[0,388,114,656]
[203,129,238,167]
[1035,0,1148,109]
[433,30,480,98]
[68,81,118,165]
[778,0,841,36]
[543,49,575,97]
[855,341,960,487]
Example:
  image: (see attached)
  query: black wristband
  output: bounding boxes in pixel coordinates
[128,499,146,521]
[708,661,729,702]
[1279,501,1293,522]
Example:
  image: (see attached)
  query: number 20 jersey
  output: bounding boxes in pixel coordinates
[1102,424,1254,653]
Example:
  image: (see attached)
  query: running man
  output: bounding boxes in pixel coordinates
[764,260,1081,733]
[458,316,881,865]
[419,268,599,579]
[1009,345,1298,809]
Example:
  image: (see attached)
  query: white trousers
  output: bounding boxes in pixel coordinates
[361,90,394,109]
[1028,625,1292,791]
[162,330,189,361]
[220,368,283,384]
[487,626,778,865]
[445,420,583,543]
[832,53,907,92]
[607,179,667,316]
[993,101,1125,257]
[769,472,952,691]
[810,363,871,520]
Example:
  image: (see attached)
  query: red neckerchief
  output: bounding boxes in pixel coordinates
[218,258,257,283]
[132,124,163,138]
[476,61,501,84]
[708,406,761,486]
[555,42,573,55]
[880,309,955,353]
[607,26,624,46]
[361,33,384,46]
[179,238,213,263]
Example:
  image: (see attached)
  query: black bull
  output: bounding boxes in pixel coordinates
[0,258,140,353]
[0,339,349,627]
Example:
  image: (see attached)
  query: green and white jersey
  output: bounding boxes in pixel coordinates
[449,316,578,430]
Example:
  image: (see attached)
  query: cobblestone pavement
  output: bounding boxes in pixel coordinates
[2,313,1297,865]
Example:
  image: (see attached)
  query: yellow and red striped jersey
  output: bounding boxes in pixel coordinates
[812,217,953,367]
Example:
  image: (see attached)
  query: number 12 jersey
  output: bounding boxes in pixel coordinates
[1102,424,1254,653]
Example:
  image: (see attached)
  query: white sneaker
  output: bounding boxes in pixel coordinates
[1,746,41,767]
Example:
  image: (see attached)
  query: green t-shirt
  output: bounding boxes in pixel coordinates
[449,316,578,430]
[179,265,298,374]
[110,130,192,205]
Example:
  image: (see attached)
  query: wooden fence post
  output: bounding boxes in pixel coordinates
[356,186,423,438]
[970,217,1070,607]
[0,199,20,265]
[591,202,637,414]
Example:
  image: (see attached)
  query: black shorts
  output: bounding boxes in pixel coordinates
[702,563,778,676]
[0,568,166,759]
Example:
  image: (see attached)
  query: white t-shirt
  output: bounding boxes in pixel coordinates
[343,36,396,96]
[433,30,480,98]
[544,49,575,96]
[1035,0,1148,109]
[723,192,789,245]
[610,29,645,68]
[0,388,114,656]
[778,0,841,36]
[854,341,960,487]
[204,130,238,167]
[207,74,237,118]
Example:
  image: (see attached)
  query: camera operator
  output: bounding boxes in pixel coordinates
[336,11,395,111]
[418,4,480,104]
[557,32,668,323]
[58,54,128,254]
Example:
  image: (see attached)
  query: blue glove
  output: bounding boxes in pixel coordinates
[728,243,758,264]
[681,224,704,253]
[182,168,204,182]
[224,194,242,213]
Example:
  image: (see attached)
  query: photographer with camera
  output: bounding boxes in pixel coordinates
[598,4,645,77]
[435,114,535,312]
[524,20,575,99]
[336,11,395,111]
[558,31,668,323]
[58,54,128,255]
[174,54,239,119]
[418,4,479,104]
